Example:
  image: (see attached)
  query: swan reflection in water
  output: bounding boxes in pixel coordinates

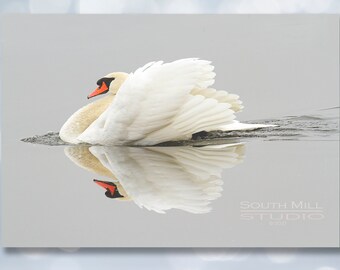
[64,143,245,214]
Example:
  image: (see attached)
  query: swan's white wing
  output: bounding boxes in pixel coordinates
[89,144,245,214]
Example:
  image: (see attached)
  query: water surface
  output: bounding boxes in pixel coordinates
[4,108,339,247]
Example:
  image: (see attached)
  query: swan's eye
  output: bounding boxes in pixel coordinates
[96,77,115,87]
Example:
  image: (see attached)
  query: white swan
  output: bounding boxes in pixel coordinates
[64,143,245,214]
[60,58,270,145]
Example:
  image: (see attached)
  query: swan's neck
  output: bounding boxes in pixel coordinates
[60,95,114,144]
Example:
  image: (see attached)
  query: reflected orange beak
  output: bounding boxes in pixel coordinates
[87,82,109,99]
[94,179,116,196]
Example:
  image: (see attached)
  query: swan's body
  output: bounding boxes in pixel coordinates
[60,58,270,145]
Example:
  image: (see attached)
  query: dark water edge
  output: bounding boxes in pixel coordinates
[21,107,339,146]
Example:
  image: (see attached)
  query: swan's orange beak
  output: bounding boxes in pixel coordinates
[87,82,109,99]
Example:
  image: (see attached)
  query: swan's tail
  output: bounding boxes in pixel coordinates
[218,121,276,131]
[137,94,236,145]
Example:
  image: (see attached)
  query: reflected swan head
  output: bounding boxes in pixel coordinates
[93,179,125,199]
[87,72,129,99]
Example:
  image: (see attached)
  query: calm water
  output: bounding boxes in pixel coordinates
[3,107,339,247]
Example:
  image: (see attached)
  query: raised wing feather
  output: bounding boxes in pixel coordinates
[191,88,244,112]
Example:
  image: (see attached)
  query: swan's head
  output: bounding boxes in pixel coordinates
[87,72,129,99]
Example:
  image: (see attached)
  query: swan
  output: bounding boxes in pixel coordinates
[64,143,245,214]
[60,58,270,145]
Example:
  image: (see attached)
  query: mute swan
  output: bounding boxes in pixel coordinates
[60,58,270,145]
[64,143,245,214]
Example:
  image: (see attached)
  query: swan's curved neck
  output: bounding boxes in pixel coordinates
[60,95,114,144]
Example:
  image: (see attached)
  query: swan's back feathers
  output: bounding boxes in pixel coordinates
[138,95,235,144]
[191,88,244,113]
[78,58,242,145]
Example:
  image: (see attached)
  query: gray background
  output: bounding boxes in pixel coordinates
[2,14,339,131]
[1,15,339,247]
